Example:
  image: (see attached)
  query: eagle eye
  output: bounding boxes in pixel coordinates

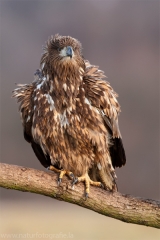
[57,47,62,52]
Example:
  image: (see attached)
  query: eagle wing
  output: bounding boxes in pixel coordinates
[83,60,126,168]
[12,72,52,168]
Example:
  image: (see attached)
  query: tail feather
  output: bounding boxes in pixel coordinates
[110,137,126,168]
[89,165,117,191]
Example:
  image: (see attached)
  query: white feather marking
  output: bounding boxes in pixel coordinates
[97,163,102,170]
[37,81,44,90]
[80,76,83,81]
[84,98,90,105]
[41,62,45,70]
[94,108,99,114]
[69,106,72,111]
[46,74,49,81]
[44,94,55,111]
[59,110,69,128]
[79,67,84,74]
[101,110,105,116]
[26,115,30,122]
[63,83,67,91]
[36,76,46,90]
[71,85,74,92]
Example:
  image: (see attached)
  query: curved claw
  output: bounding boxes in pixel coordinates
[85,192,89,200]
[72,177,78,186]
[71,173,102,197]
[69,172,75,179]
[48,165,74,186]
[100,183,104,189]
[58,177,62,186]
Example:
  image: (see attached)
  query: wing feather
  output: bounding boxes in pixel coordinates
[84,60,126,168]
[12,78,52,168]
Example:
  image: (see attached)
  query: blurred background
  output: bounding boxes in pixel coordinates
[0,0,159,239]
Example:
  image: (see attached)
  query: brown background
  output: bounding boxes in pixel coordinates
[0,0,159,239]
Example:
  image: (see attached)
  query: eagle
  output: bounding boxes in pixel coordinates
[13,34,126,197]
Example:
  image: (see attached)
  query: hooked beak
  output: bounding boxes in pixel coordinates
[66,46,73,58]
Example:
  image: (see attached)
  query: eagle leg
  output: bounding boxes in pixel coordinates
[72,172,102,198]
[98,168,118,192]
[48,165,74,185]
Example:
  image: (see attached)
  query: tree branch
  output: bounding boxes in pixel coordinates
[0,163,159,229]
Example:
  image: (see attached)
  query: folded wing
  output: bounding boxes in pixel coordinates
[83,60,126,168]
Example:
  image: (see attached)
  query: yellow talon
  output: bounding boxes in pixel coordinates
[73,172,102,197]
[48,165,61,173]
[48,165,74,184]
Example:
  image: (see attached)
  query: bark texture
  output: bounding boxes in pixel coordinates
[0,163,159,229]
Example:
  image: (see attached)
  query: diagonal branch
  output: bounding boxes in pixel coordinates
[0,163,159,229]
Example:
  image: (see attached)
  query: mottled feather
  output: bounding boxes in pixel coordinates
[13,34,126,192]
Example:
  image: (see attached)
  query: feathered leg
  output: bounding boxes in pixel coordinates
[98,167,117,191]
[89,161,118,192]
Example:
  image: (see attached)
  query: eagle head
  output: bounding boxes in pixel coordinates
[40,34,85,76]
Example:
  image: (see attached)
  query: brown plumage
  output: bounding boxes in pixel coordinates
[13,34,126,196]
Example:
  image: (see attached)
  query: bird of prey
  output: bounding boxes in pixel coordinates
[13,34,126,197]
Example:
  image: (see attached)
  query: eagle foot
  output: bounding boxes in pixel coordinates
[72,172,102,198]
[48,165,74,185]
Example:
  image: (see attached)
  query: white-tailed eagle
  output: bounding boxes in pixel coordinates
[13,34,126,197]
